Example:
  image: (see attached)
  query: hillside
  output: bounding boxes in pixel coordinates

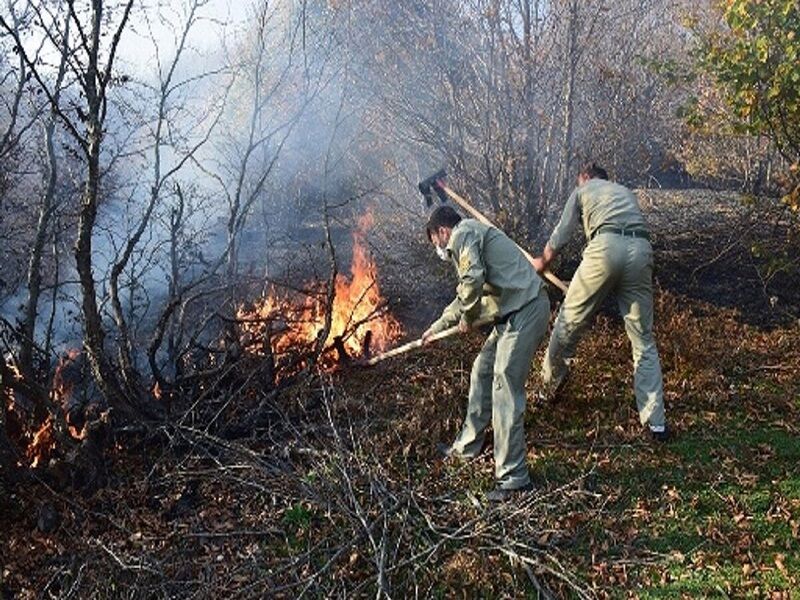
[2,188,799,598]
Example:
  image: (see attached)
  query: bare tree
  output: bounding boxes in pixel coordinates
[220,2,315,282]
[1,0,137,412]
[0,1,43,162]
[144,1,331,399]
[107,0,226,394]
[18,10,70,377]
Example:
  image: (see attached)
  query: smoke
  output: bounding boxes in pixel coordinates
[0,0,697,375]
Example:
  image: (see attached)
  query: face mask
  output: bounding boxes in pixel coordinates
[436,245,449,262]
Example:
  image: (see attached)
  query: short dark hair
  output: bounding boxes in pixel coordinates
[426,205,462,241]
[579,162,608,180]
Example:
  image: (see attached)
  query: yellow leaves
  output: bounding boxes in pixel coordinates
[774,552,788,576]
[781,183,800,213]
[697,0,800,170]
[755,35,770,62]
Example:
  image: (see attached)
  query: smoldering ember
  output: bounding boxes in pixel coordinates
[0,1,798,598]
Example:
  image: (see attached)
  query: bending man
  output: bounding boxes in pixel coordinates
[422,206,550,501]
[532,163,669,441]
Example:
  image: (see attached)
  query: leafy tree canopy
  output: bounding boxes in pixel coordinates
[698,0,800,208]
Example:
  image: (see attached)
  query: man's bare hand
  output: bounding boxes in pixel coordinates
[530,257,546,273]
[421,328,435,345]
[458,319,471,334]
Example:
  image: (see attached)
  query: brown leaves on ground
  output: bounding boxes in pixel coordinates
[1,288,799,598]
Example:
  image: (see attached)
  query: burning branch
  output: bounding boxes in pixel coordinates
[235,210,402,379]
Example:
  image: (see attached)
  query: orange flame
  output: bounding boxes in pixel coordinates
[52,349,81,400]
[2,360,21,412]
[4,350,89,467]
[27,416,56,468]
[237,210,402,373]
[52,349,87,440]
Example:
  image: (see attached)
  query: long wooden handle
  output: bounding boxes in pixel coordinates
[439,184,569,294]
[365,317,494,366]
[364,326,457,366]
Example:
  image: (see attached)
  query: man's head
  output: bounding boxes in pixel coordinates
[426,205,462,251]
[577,162,609,186]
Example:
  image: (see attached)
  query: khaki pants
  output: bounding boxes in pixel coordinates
[451,290,550,490]
[542,233,666,428]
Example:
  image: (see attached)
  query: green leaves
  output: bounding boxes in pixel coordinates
[693,0,800,197]
[700,1,799,137]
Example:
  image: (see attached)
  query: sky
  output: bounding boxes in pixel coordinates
[115,0,255,79]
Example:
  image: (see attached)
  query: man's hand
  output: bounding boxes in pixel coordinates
[421,328,435,345]
[532,244,556,274]
[458,318,471,334]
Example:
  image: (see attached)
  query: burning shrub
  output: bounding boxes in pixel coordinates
[1,349,106,472]
[236,211,403,379]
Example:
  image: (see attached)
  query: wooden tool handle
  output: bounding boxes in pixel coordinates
[364,327,456,366]
[439,184,569,294]
[365,317,494,366]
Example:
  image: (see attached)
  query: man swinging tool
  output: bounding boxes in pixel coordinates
[422,205,550,502]
[531,163,669,441]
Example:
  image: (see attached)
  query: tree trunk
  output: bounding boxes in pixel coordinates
[555,0,579,203]
[19,17,70,376]
[76,131,121,404]
[74,1,126,412]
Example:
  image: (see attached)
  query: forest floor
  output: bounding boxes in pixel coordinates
[1,188,799,598]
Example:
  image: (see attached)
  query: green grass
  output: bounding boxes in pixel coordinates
[519,410,800,595]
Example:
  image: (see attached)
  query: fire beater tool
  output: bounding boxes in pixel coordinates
[418,169,569,294]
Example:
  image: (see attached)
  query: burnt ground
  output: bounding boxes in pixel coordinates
[638,188,799,329]
[379,187,800,333]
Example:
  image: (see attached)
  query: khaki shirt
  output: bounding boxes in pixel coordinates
[429,219,542,333]
[548,179,648,251]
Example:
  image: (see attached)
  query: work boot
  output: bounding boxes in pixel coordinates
[435,442,453,459]
[435,442,468,464]
[485,482,534,503]
[649,424,671,443]
[542,370,569,404]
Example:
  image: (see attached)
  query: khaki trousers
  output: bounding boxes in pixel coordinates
[451,290,550,489]
[542,233,666,427]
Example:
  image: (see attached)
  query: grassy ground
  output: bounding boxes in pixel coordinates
[340,289,800,597]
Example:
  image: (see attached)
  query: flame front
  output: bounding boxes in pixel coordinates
[27,416,56,468]
[52,349,87,440]
[237,211,402,373]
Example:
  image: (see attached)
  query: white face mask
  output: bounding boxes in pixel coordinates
[436,245,449,262]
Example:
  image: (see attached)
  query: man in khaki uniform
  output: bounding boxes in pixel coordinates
[532,163,668,440]
[422,206,550,501]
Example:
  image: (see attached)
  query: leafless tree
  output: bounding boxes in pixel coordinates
[1,0,137,412]
[107,0,226,395]
[17,9,70,377]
